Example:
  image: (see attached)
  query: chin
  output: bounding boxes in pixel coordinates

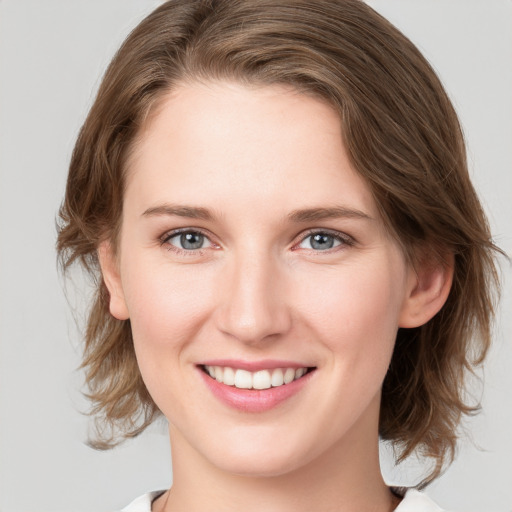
[216,454,305,479]
[203,433,318,478]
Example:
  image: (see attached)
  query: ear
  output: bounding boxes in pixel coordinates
[399,253,454,328]
[97,241,130,320]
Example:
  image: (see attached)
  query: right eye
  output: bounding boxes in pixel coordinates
[162,230,213,253]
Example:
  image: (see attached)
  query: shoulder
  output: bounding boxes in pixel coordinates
[395,488,448,512]
[121,490,166,512]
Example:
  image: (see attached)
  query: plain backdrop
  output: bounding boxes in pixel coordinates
[0,1,511,511]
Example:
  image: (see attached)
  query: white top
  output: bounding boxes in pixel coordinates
[395,489,445,511]
[122,488,446,511]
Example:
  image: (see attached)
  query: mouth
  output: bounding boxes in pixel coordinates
[200,364,315,390]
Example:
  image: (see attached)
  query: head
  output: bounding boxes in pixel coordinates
[57,0,500,484]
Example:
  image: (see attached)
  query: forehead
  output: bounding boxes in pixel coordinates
[124,81,380,222]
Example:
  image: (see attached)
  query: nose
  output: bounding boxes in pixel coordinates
[214,248,292,345]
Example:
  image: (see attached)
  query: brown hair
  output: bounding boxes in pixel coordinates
[57,0,501,484]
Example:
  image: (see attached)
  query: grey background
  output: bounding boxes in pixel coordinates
[0,1,510,511]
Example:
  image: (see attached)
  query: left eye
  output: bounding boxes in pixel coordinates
[298,232,343,251]
[166,231,212,251]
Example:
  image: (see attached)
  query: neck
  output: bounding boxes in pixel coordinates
[155,404,397,512]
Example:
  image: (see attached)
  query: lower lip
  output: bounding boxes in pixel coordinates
[199,368,314,413]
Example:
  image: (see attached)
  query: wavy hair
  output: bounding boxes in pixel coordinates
[57,0,501,484]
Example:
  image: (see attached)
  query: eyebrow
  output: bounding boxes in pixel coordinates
[141,203,372,223]
[287,206,372,223]
[142,204,215,221]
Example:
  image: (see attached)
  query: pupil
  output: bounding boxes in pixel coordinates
[311,233,334,250]
[181,232,203,250]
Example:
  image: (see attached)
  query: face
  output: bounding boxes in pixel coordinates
[102,81,423,477]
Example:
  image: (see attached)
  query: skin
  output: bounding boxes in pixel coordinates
[100,81,452,512]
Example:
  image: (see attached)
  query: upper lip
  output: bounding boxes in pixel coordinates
[197,359,313,372]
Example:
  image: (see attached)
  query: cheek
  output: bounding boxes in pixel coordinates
[120,261,219,416]
[120,257,216,358]
[295,256,407,360]
[290,256,409,438]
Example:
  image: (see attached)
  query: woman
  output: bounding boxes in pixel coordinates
[57,1,501,510]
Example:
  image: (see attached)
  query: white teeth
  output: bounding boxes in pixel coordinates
[271,368,284,387]
[253,370,271,390]
[234,369,252,389]
[223,366,235,386]
[283,368,295,384]
[204,365,309,389]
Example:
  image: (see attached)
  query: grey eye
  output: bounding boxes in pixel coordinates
[300,233,342,251]
[181,232,204,250]
[168,231,210,250]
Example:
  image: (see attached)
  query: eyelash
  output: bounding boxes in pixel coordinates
[159,228,355,256]
[295,229,355,252]
[159,228,216,257]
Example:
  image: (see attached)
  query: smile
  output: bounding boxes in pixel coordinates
[202,365,311,390]
[198,361,316,412]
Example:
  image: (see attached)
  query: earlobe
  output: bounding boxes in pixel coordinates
[399,254,454,328]
[97,241,130,320]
